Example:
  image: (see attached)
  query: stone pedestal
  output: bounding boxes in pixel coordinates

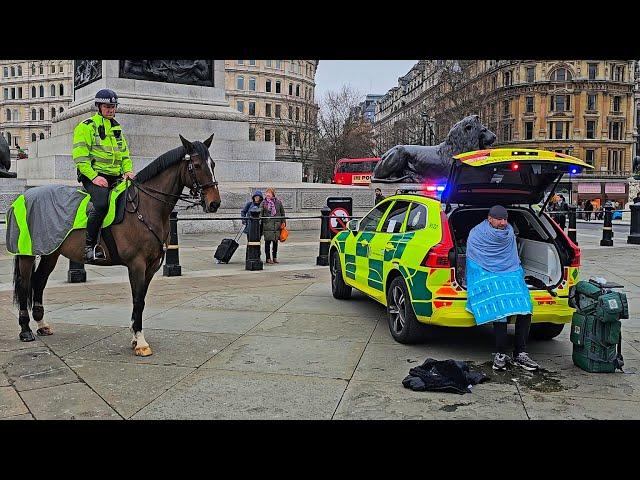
[623,177,640,222]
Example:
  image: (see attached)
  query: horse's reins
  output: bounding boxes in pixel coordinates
[124,152,219,253]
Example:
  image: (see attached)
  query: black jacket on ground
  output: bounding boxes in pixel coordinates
[402,358,488,394]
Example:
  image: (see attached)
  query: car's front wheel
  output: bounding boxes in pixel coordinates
[330,251,352,299]
[529,322,565,340]
[387,276,431,344]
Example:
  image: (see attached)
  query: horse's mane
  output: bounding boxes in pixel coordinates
[135,141,209,184]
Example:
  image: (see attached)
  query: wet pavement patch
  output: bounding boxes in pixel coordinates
[468,361,568,393]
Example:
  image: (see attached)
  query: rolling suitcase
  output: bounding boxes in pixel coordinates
[214,228,243,264]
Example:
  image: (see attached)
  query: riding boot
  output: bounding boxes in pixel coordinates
[85,214,106,263]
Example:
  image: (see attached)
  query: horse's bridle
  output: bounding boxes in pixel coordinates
[184,152,219,210]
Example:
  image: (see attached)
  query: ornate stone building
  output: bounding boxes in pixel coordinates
[374,60,638,206]
[0,60,73,159]
[224,60,319,178]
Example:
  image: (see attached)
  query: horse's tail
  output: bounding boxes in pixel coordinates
[13,256,35,309]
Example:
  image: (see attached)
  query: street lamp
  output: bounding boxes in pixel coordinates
[428,118,435,146]
[421,111,428,146]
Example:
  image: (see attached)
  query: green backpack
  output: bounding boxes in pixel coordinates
[569,279,628,373]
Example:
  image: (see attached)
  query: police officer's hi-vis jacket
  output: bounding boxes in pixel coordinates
[72,113,132,180]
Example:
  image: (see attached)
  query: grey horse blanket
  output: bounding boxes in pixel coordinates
[5,184,90,256]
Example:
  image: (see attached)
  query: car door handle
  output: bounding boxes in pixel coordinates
[384,243,395,251]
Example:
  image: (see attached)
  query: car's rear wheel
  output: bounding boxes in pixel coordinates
[387,276,431,344]
[330,251,352,299]
[529,322,565,340]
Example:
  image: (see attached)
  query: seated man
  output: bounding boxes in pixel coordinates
[465,205,539,372]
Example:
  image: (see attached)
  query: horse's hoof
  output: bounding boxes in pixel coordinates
[36,326,53,336]
[134,345,153,357]
[19,331,36,342]
[32,306,44,322]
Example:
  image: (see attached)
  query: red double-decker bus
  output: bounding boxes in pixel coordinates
[332,157,380,185]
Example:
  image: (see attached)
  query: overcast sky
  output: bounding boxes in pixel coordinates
[314,60,418,103]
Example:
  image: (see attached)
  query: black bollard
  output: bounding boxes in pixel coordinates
[163,210,181,276]
[245,205,263,271]
[68,259,86,283]
[600,206,614,246]
[628,203,640,245]
[316,206,331,266]
[567,205,577,245]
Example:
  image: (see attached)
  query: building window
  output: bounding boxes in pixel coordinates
[526,66,535,83]
[59,84,64,96]
[39,132,44,140]
[266,60,272,68]
[10,87,15,99]
[612,65,624,82]
[503,70,513,86]
[5,109,11,121]
[31,86,36,98]
[236,100,244,113]
[17,65,22,76]
[287,131,293,146]
[265,103,272,117]
[3,67,8,77]
[39,85,44,97]
[39,108,44,120]
[502,123,512,141]
[2,88,7,100]
[587,93,597,111]
[265,129,272,142]
[275,81,281,93]
[289,83,293,95]
[39,64,43,75]
[524,121,533,140]
[585,149,595,166]
[502,99,510,116]
[14,136,20,146]
[6,132,10,144]
[609,121,623,140]
[51,107,56,118]
[266,79,272,93]
[525,96,534,113]
[236,60,244,65]
[249,77,256,91]
[236,76,245,90]
[31,109,36,120]
[586,120,596,139]
[275,130,281,145]
[295,106,300,121]
[59,63,63,73]
[548,121,570,139]
[607,149,623,172]
[551,68,571,81]
[249,127,256,141]
[588,63,598,80]
[50,84,56,97]
[32,133,37,142]
[31,64,35,75]
[18,87,22,99]
[51,64,55,74]
[288,105,293,119]
[296,84,300,96]
[10,66,15,76]
[613,96,621,113]
[275,104,281,118]
[249,60,256,66]
[551,95,570,111]
[275,60,282,70]
[249,101,256,116]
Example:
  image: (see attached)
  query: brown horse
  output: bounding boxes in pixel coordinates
[12,134,221,356]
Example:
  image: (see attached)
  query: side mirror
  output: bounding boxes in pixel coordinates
[347,219,359,232]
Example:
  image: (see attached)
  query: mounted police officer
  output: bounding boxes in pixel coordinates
[72,89,136,263]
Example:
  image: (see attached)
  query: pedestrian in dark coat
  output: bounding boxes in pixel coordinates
[241,190,264,235]
[584,200,593,221]
[261,187,286,264]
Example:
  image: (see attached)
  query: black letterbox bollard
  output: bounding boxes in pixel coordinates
[316,206,331,266]
[163,210,182,276]
[68,259,86,283]
[600,206,614,247]
[567,205,577,245]
[628,203,640,245]
[245,205,263,271]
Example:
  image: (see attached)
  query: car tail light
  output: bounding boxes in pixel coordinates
[423,211,454,268]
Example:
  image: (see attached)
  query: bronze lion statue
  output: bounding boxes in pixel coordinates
[372,115,496,183]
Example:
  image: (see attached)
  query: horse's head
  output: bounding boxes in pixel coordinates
[179,133,221,213]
